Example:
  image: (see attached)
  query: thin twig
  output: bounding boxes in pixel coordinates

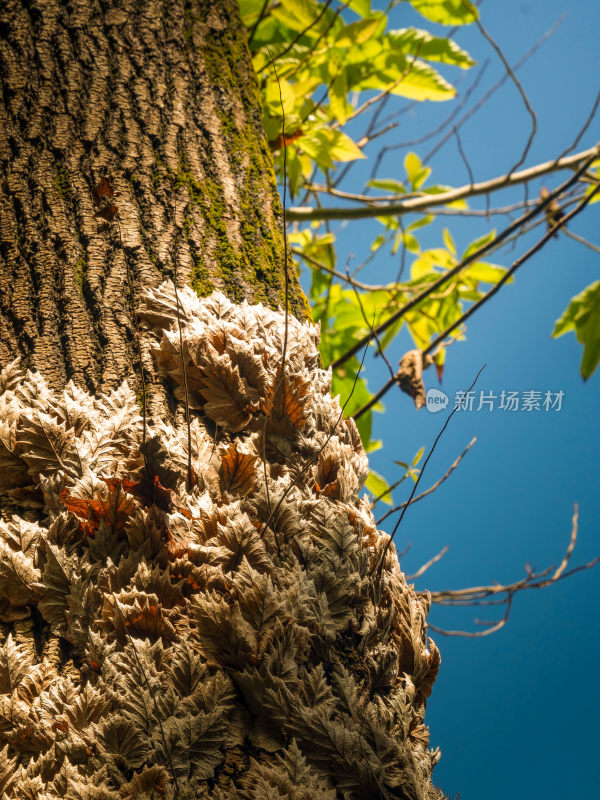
[424,183,600,356]
[406,545,449,581]
[329,153,599,368]
[347,266,396,381]
[292,247,395,291]
[353,371,397,421]
[288,142,600,222]
[427,598,513,638]
[247,0,271,47]
[373,366,486,580]
[426,505,600,637]
[470,11,538,175]
[557,88,600,158]
[454,125,474,187]
[423,14,565,164]
[256,0,334,74]
[562,227,600,254]
[376,438,477,525]
[373,62,488,158]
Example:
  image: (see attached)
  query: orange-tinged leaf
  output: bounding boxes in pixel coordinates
[60,479,136,535]
[219,442,258,496]
[262,372,308,431]
[123,473,173,512]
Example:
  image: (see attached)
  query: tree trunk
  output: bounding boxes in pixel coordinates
[0,3,441,799]
[0,0,307,392]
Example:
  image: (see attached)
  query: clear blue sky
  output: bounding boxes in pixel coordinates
[297,1,600,796]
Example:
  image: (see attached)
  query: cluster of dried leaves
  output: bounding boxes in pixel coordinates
[0,284,442,799]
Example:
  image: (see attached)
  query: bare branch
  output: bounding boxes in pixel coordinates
[353,370,398,420]
[427,600,512,638]
[423,14,565,164]
[423,505,600,637]
[557,88,600,158]
[292,247,395,291]
[551,505,579,580]
[406,546,449,581]
[454,126,474,187]
[329,155,598,368]
[347,266,396,382]
[562,227,600,255]
[373,61,489,157]
[471,12,538,174]
[287,142,600,222]
[372,366,486,580]
[375,438,477,525]
[423,183,600,356]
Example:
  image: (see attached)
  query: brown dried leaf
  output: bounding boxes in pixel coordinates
[17,410,83,480]
[263,372,308,432]
[418,638,441,701]
[0,635,33,694]
[91,176,114,206]
[220,442,258,497]
[119,764,171,799]
[199,349,256,432]
[397,350,432,410]
[0,543,39,607]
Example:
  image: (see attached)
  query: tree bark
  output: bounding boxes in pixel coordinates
[0,4,441,799]
[0,0,307,391]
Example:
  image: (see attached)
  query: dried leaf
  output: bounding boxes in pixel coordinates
[220,442,258,497]
[198,348,257,432]
[262,372,308,432]
[18,410,83,479]
[397,350,433,410]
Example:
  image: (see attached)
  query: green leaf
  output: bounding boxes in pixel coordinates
[406,214,434,232]
[335,14,385,46]
[273,0,331,33]
[238,0,267,26]
[365,470,393,504]
[388,27,475,68]
[371,233,386,252]
[329,71,349,124]
[404,152,431,189]
[462,229,496,259]
[328,130,366,162]
[464,262,509,284]
[443,227,456,255]
[303,128,365,166]
[553,281,600,379]
[286,149,303,198]
[347,0,372,16]
[392,231,420,254]
[357,53,456,101]
[264,77,297,116]
[405,0,479,25]
[368,178,406,194]
[412,446,425,466]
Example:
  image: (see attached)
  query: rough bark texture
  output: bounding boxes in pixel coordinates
[0,0,307,392]
[0,3,442,798]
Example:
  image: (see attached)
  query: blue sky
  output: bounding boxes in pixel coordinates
[297,1,599,796]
